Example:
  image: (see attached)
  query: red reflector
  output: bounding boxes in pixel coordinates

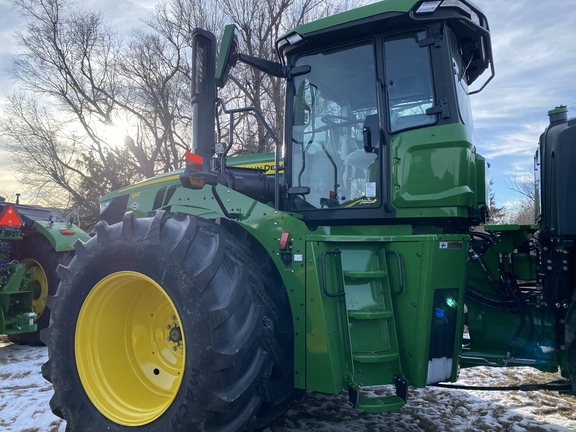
[0,205,23,228]
[279,231,290,250]
[60,229,74,236]
[185,152,203,170]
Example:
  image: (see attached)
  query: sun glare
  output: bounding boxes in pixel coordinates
[102,120,132,148]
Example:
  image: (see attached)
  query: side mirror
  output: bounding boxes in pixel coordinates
[215,24,240,88]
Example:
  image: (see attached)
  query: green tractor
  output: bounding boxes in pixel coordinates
[0,196,89,345]
[42,0,576,430]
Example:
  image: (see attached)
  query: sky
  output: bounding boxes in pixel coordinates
[0,0,575,211]
[469,0,576,209]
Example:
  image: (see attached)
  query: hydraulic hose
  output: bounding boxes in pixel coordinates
[500,254,527,361]
[509,254,536,358]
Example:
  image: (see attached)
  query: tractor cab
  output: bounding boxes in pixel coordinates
[186,0,493,228]
[277,0,493,225]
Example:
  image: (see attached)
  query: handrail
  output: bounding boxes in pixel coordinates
[386,250,404,295]
[321,249,345,298]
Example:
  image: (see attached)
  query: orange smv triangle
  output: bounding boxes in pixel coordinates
[0,205,23,228]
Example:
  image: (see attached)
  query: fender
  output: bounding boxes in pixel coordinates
[32,220,91,252]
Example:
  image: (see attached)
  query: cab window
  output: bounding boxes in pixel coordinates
[290,42,380,210]
[385,30,436,133]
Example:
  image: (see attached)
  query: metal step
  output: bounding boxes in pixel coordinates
[357,395,405,412]
[352,350,399,363]
[348,375,408,412]
[319,245,408,409]
[348,309,393,319]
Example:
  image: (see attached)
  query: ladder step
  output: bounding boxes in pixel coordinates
[348,309,393,320]
[352,351,399,363]
[357,395,405,412]
[343,270,387,280]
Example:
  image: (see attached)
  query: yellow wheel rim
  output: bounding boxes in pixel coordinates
[75,271,185,426]
[22,258,49,318]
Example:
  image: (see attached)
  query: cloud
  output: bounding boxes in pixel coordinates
[471,0,576,208]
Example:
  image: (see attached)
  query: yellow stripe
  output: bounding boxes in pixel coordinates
[234,162,284,175]
[117,174,181,193]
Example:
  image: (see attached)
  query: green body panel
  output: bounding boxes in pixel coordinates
[285,0,414,38]
[286,1,484,39]
[110,170,184,196]
[283,0,482,40]
[225,152,281,173]
[475,154,488,210]
[33,220,91,252]
[391,124,482,218]
[0,263,36,335]
[0,227,37,334]
[303,231,469,392]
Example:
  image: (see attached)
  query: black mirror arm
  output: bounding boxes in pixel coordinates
[236,53,288,78]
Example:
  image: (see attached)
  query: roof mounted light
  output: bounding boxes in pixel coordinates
[416,1,442,13]
[440,0,470,12]
[416,1,482,27]
[285,33,303,45]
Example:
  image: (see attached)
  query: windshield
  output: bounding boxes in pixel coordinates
[385,30,436,133]
[290,42,380,210]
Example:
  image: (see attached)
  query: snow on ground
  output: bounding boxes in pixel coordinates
[0,338,65,432]
[2,335,576,432]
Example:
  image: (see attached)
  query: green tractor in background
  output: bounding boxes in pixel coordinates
[41,1,576,431]
[0,196,89,345]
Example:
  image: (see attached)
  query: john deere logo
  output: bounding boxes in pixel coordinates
[189,175,206,189]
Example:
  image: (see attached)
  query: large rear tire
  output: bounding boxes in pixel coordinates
[41,211,295,431]
[9,233,72,346]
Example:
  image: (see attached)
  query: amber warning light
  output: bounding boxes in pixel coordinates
[0,205,23,228]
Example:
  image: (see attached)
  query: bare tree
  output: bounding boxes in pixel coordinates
[1,0,200,225]
[2,0,366,227]
[3,0,139,217]
[215,0,364,154]
[507,171,537,225]
[0,93,132,228]
[115,29,193,176]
